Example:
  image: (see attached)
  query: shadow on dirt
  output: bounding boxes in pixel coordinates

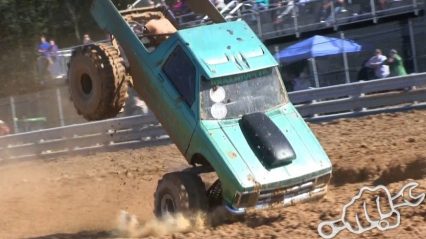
[331,157,426,187]
[331,167,372,186]
[244,213,285,228]
[27,231,112,239]
[374,157,426,185]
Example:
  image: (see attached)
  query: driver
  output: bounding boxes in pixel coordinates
[0,120,10,136]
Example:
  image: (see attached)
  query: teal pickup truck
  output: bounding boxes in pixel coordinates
[67,0,332,216]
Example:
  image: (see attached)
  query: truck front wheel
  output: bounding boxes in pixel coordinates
[154,172,208,217]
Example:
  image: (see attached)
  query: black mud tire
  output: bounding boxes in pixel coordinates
[154,172,208,218]
[207,179,223,208]
[68,44,129,121]
[206,179,246,226]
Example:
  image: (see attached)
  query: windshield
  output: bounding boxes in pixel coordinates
[200,67,288,120]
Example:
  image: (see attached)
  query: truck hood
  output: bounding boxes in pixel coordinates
[178,21,278,78]
[201,103,332,190]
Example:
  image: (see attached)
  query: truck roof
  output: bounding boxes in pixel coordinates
[177,21,278,79]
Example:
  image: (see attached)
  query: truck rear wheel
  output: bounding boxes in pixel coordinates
[68,44,129,121]
[154,172,208,217]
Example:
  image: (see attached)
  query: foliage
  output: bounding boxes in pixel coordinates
[0,0,134,97]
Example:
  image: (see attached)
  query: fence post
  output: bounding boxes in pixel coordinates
[408,19,419,73]
[9,96,18,134]
[413,0,419,15]
[292,3,300,37]
[256,12,263,36]
[340,31,351,83]
[370,0,377,23]
[56,88,65,127]
[311,58,320,88]
[331,0,337,30]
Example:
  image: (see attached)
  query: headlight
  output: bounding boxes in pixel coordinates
[315,173,332,187]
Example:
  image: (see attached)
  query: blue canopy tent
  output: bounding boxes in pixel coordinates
[275,35,362,87]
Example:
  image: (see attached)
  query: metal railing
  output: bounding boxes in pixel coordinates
[175,0,423,40]
[0,114,169,161]
[291,72,426,121]
[1,73,426,162]
[50,0,424,85]
[39,49,72,86]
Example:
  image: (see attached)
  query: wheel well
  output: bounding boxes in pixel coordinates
[190,153,210,166]
[191,153,212,167]
[189,153,223,209]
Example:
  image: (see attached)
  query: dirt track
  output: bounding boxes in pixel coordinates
[0,111,425,239]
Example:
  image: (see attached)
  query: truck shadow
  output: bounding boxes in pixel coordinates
[27,231,112,239]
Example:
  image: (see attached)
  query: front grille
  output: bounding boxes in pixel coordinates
[257,181,315,205]
[233,173,331,210]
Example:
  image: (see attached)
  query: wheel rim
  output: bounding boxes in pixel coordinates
[80,73,93,95]
[160,193,176,215]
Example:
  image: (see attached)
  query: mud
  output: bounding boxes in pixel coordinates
[0,110,425,239]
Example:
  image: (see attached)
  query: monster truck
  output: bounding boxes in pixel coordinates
[67,0,332,216]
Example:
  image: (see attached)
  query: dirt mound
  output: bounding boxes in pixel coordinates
[1,110,426,239]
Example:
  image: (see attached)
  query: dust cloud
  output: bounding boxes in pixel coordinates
[116,210,207,237]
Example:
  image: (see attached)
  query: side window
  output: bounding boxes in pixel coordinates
[162,45,196,106]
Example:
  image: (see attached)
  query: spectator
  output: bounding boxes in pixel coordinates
[210,0,226,10]
[273,0,294,28]
[377,0,388,10]
[0,120,10,136]
[124,89,150,116]
[357,59,375,81]
[37,35,50,57]
[48,40,61,78]
[255,0,270,10]
[171,0,186,15]
[37,35,51,80]
[319,0,346,23]
[272,0,294,23]
[282,72,295,91]
[83,34,93,45]
[292,71,311,91]
[387,49,407,77]
[366,49,389,79]
[48,40,59,61]
[352,0,371,14]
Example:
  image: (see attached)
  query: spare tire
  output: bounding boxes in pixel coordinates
[68,44,129,121]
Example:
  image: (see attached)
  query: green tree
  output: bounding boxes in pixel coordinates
[0,0,134,97]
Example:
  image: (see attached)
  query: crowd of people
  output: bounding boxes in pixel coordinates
[112,0,403,30]
[163,0,395,25]
[360,48,407,80]
[285,48,408,92]
[36,33,94,83]
[36,35,60,81]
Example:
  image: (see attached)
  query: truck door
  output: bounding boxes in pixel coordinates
[160,45,198,152]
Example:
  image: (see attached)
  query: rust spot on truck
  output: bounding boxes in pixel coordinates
[247,174,262,193]
[228,151,237,159]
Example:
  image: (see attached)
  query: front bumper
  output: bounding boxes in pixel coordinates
[226,173,331,214]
